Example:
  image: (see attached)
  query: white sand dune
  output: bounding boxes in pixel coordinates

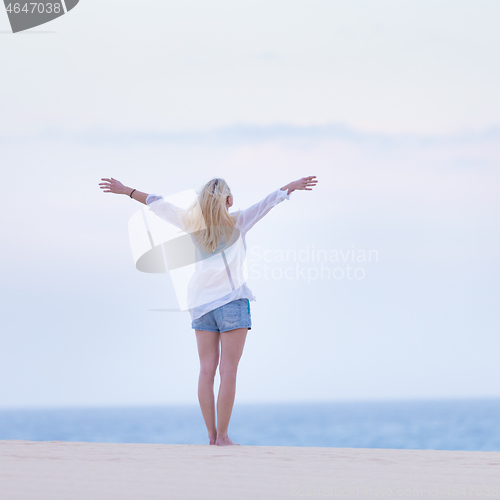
[1,440,499,499]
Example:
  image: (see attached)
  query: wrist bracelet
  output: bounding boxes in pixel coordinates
[130,189,136,198]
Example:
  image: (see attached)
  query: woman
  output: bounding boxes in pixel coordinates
[99,175,318,445]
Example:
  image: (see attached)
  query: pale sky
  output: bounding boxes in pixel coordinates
[0,1,499,408]
[1,0,499,136]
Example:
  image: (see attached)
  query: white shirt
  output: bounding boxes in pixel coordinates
[145,187,291,320]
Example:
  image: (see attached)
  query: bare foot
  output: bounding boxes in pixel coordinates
[216,436,241,446]
[209,435,217,445]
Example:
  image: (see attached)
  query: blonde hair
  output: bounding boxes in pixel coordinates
[181,178,237,254]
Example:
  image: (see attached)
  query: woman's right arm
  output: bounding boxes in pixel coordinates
[236,176,318,234]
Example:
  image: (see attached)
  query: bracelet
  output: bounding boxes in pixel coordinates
[129,188,136,198]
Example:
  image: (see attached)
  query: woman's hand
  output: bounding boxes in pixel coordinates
[99,177,132,196]
[281,176,318,195]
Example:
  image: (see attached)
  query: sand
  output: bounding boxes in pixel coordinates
[1,440,499,499]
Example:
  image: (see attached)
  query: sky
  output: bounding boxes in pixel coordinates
[0,0,499,408]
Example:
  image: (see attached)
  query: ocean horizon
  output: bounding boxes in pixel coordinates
[1,398,499,451]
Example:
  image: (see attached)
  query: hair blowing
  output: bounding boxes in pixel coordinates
[181,178,238,254]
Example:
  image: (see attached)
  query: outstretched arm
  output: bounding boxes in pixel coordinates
[99,177,185,229]
[281,176,318,195]
[99,177,149,204]
[237,176,318,234]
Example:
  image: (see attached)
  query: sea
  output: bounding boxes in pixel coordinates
[1,399,499,451]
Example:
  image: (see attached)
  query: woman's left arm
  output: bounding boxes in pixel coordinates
[146,196,185,229]
[99,177,184,228]
[99,177,149,204]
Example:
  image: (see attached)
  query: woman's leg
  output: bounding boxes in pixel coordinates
[195,330,220,445]
[216,327,248,446]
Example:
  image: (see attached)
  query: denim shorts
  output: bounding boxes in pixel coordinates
[191,298,252,333]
